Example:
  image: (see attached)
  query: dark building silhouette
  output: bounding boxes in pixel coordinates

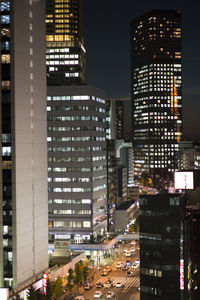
[139,193,185,299]
[131,10,182,180]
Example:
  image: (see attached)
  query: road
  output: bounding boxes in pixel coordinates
[81,240,140,300]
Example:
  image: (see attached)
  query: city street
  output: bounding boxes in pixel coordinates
[81,240,140,300]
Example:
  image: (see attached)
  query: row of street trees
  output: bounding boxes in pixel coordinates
[25,259,88,300]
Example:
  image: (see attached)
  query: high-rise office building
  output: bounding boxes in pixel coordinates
[46,0,86,85]
[139,193,185,299]
[106,98,132,141]
[47,85,107,243]
[0,0,48,289]
[131,10,182,180]
[46,0,107,243]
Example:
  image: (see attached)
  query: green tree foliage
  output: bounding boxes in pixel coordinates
[74,262,82,287]
[26,285,42,300]
[45,277,54,300]
[82,259,88,283]
[66,268,74,294]
[53,276,63,300]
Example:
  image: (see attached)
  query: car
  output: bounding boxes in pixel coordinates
[130,247,136,253]
[101,270,108,276]
[135,259,140,265]
[125,251,131,257]
[131,240,136,245]
[126,260,131,267]
[96,282,104,288]
[123,248,127,253]
[106,291,115,298]
[104,279,113,288]
[94,291,103,298]
[122,265,129,271]
[83,283,93,290]
[115,281,124,288]
[131,262,138,269]
[105,265,112,272]
[116,261,123,269]
[74,296,85,300]
[126,271,134,277]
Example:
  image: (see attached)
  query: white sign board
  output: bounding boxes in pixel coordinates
[0,288,8,300]
[174,171,194,190]
[53,240,71,257]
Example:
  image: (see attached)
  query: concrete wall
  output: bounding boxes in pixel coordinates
[12,0,48,287]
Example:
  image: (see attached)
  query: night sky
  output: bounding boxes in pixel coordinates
[83,0,200,140]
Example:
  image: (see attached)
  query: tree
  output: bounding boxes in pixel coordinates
[74,262,82,288]
[82,259,88,283]
[53,276,63,300]
[26,285,42,300]
[66,268,74,294]
[129,223,136,233]
[45,277,54,300]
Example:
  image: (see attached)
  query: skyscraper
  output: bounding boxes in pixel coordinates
[139,193,185,299]
[0,0,48,289]
[47,85,107,243]
[46,0,86,85]
[46,0,107,243]
[131,10,182,181]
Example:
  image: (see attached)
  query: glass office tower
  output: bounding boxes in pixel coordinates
[46,0,86,85]
[131,10,182,181]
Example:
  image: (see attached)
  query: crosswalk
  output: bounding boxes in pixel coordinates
[93,275,140,292]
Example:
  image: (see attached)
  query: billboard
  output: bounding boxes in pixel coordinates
[174,171,194,190]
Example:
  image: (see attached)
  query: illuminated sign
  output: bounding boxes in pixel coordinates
[180,259,184,290]
[43,273,48,295]
[174,172,194,190]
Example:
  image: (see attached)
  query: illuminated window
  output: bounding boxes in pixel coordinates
[1,15,10,24]
[1,54,10,64]
[2,81,10,90]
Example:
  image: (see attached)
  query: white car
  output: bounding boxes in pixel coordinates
[104,280,113,288]
[94,291,103,298]
[135,259,140,265]
[115,281,124,288]
[131,262,138,269]
[125,251,131,257]
[131,240,136,245]
[123,248,127,253]
[116,261,123,269]
[106,291,115,298]
[130,247,135,253]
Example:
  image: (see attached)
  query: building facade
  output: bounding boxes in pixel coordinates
[46,0,86,85]
[131,10,182,180]
[0,0,48,288]
[47,85,107,243]
[139,193,185,299]
[106,98,132,141]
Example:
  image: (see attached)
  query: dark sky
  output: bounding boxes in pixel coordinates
[83,0,200,139]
